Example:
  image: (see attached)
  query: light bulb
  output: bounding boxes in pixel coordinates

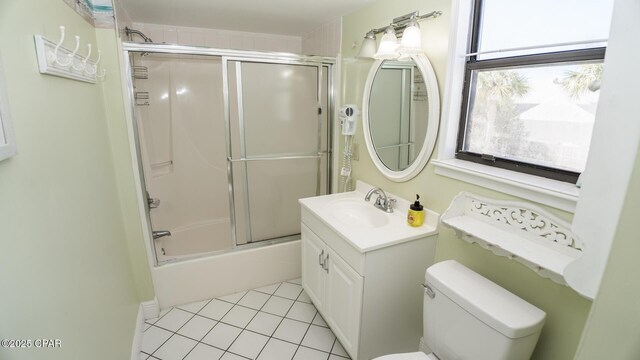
[399,20,422,55]
[374,26,399,60]
[357,32,377,59]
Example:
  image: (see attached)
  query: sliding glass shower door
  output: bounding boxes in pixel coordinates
[129,50,332,263]
[226,60,331,245]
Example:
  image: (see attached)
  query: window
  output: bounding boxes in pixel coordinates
[456,0,614,183]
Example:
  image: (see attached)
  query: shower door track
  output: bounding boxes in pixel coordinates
[121,42,335,266]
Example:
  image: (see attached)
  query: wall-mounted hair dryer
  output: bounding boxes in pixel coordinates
[339,105,358,135]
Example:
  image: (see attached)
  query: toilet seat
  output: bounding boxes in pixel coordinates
[373,352,438,360]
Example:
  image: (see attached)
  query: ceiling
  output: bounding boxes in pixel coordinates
[121,0,376,36]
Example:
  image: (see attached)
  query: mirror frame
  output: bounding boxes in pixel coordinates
[362,54,440,182]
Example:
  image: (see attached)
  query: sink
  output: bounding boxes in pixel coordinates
[299,180,439,253]
[327,199,389,228]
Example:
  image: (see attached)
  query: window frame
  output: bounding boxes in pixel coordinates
[455,0,606,184]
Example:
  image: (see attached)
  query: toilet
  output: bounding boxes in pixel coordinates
[374,260,546,360]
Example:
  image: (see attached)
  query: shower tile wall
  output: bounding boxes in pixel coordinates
[131,22,303,53]
[301,18,342,57]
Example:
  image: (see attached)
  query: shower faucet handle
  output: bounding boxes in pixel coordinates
[147,197,161,209]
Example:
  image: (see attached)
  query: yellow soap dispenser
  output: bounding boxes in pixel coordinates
[407,194,424,227]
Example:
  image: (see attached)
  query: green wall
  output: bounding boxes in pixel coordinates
[341,0,592,359]
[96,29,154,301]
[0,1,146,359]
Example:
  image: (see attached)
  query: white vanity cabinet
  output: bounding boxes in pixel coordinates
[302,224,364,354]
[300,194,439,360]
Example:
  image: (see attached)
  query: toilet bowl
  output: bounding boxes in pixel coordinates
[373,260,546,360]
[374,352,436,360]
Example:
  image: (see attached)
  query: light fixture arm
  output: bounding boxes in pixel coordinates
[365,10,442,37]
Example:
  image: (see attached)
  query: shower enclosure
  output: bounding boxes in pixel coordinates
[125,45,334,265]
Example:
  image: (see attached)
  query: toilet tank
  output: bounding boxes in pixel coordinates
[423,260,546,360]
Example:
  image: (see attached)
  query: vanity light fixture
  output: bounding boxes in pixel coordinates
[358,10,442,60]
[399,19,422,55]
[357,31,378,59]
[374,26,400,59]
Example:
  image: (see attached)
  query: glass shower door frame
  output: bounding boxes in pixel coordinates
[121,41,335,265]
[222,57,333,248]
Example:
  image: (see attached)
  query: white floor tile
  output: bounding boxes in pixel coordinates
[221,305,258,328]
[246,311,282,336]
[297,290,312,303]
[141,283,346,360]
[177,299,210,314]
[274,282,303,300]
[237,291,270,310]
[154,308,193,332]
[302,325,336,353]
[257,338,298,360]
[145,316,161,325]
[331,339,349,357]
[254,283,280,295]
[228,330,269,359]
[286,302,317,323]
[273,318,310,344]
[331,340,349,357]
[287,278,302,285]
[218,290,247,304]
[141,326,173,354]
[199,299,234,320]
[220,352,248,360]
[138,352,149,360]
[293,346,330,360]
[144,323,152,331]
[153,334,198,360]
[329,355,350,360]
[201,322,243,350]
[312,313,328,328]
[184,343,225,360]
[177,315,217,341]
[262,296,294,317]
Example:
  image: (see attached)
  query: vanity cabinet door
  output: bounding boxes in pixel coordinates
[324,247,363,358]
[301,225,325,310]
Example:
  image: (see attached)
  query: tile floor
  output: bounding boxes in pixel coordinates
[140,278,351,360]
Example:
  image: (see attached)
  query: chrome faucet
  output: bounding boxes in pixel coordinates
[364,187,396,213]
[152,230,171,240]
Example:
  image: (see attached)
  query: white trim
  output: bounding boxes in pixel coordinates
[433,159,579,212]
[141,297,160,320]
[362,54,440,182]
[565,0,640,299]
[130,304,145,360]
[332,53,342,193]
[434,0,580,213]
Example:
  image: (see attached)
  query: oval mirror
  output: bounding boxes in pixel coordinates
[362,54,440,182]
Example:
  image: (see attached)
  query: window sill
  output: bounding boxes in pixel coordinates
[432,158,579,213]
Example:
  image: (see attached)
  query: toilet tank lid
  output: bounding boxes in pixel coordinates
[426,260,546,339]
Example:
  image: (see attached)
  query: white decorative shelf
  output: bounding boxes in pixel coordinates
[441,192,582,285]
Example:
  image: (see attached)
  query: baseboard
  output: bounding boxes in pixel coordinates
[141,297,160,320]
[419,337,431,354]
[130,304,145,360]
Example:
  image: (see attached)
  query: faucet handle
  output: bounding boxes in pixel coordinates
[385,198,397,212]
